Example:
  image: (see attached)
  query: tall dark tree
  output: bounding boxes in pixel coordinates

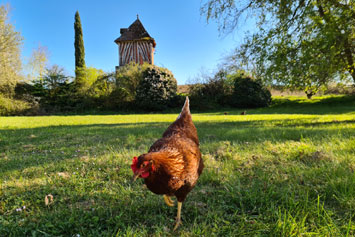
[74,11,85,81]
[201,0,355,97]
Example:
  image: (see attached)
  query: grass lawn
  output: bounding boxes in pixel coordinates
[0,95,355,236]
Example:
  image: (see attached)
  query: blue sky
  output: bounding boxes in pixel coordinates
[6,0,246,85]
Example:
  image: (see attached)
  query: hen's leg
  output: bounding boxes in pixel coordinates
[173,202,182,231]
[163,195,174,207]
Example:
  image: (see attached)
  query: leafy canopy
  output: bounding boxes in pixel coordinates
[201,0,355,92]
[0,4,23,96]
[26,44,49,81]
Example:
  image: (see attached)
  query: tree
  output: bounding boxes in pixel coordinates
[74,11,85,82]
[34,65,75,109]
[41,65,69,90]
[202,0,355,97]
[26,43,49,81]
[0,4,23,97]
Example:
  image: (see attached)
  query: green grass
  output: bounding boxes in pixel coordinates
[0,95,354,236]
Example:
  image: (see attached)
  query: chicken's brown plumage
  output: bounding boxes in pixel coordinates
[132,97,204,230]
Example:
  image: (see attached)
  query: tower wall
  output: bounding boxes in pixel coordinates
[119,41,154,66]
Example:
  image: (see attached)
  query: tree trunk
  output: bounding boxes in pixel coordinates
[350,69,355,84]
[306,92,313,99]
[344,39,355,84]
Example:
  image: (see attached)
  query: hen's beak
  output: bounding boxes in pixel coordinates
[132,170,141,182]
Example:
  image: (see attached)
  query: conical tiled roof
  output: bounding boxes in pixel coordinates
[114,18,156,47]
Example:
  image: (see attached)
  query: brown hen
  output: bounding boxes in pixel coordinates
[131,97,204,230]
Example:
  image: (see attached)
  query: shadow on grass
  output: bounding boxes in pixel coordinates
[1,118,354,176]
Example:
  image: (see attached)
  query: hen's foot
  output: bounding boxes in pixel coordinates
[163,195,174,207]
[173,219,182,231]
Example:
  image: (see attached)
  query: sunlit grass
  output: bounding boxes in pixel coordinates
[0,95,354,236]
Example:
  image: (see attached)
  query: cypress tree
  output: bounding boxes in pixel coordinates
[74,11,85,81]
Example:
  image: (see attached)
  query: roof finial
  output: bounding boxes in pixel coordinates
[137,14,139,20]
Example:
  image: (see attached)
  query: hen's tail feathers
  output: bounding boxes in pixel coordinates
[162,96,199,145]
[177,96,190,120]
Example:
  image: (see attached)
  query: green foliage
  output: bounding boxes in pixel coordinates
[75,67,105,95]
[88,73,115,99]
[13,66,72,115]
[115,62,151,102]
[41,65,70,90]
[202,0,355,89]
[231,74,271,108]
[0,4,23,97]
[26,44,48,81]
[14,63,159,112]
[135,65,177,110]
[25,66,116,112]
[86,72,127,110]
[22,65,77,112]
[324,82,355,95]
[0,94,32,115]
[190,69,234,110]
[74,11,85,81]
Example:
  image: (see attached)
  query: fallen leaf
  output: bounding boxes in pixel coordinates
[45,194,54,206]
[57,172,70,179]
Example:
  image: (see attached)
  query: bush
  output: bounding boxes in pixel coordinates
[189,69,233,110]
[324,83,355,95]
[75,66,105,95]
[189,83,221,110]
[135,65,177,111]
[231,75,271,108]
[86,72,131,110]
[168,93,186,109]
[0,94,34,116]
[116,62,150,103]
